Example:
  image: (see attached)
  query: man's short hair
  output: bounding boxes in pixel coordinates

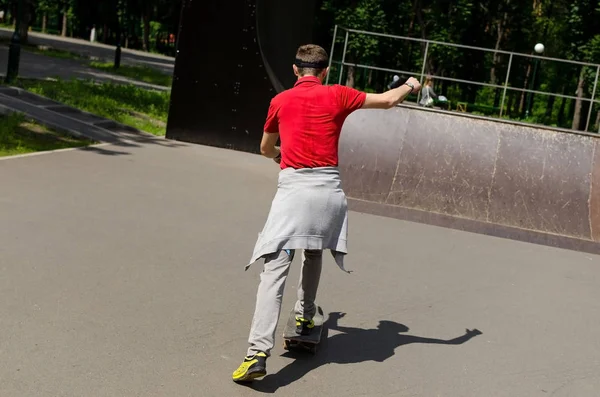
[295,44,329,77]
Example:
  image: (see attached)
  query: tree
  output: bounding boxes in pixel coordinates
[36,0,58,33]
[320,0,388,88]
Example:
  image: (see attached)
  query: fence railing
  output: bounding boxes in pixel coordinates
[326,25,600,134]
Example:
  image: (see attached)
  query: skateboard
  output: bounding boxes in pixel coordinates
[282,305,324,354]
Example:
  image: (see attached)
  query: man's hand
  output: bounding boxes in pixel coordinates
[404,77,422,94]
[273,147,281,164]
[362,76,423,109]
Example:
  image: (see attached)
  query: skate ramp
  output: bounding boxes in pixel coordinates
[339,106,600,254]
[165,0,600,254]
[166,0,316,152]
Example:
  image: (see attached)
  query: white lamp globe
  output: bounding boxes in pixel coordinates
[534,43,545,54]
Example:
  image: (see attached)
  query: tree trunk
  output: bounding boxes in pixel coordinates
[507,91,515,116]
[61,11,67,37]
[571,68,586,130]
[490,11,508,85]
[519,62,532,116]
[41,13,47,33]
[18,0,33,45]
[142,8,151,51]
[567,97,575,126]
[493,89,501,108]
[441,79,449,97]
[345,65,355,88]
[557,96,566,126]
[595,109,600,132]
[407,0,419,35]
[490,56,498,85]
[545,95,555,120]
[415,0,426,40]
[468,87,477,105]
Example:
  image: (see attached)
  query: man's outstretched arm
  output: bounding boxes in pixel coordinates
[362,77,422,109]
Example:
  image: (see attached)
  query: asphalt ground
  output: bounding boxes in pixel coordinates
[1,141,599,396]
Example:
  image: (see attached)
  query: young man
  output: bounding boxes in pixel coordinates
[232,44,422,383]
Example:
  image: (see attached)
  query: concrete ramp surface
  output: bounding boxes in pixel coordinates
[340,107,600,255]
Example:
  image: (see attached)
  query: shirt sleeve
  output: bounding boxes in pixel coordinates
[263,99,279,133]
[335,85,367,114]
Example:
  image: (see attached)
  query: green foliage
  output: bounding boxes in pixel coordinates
[5,0,600,131]
[321,0,387,63]
[314,0,600,130]
[89,62,172,87]
[583,35,600,63]
[11,0,182,55]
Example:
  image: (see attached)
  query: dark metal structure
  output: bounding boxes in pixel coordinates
[166,0,317,153]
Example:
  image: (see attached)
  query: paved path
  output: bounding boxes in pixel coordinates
[1,142,600,396]
[0,28,174,74]
[0,45,168,91]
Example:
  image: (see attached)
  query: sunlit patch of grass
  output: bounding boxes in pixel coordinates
[89,61,172,87]
[18,79,170,136]
[0,112,93,157]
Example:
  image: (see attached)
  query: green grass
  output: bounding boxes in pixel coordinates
[29,46,83,60]
[0,36,83,60]
[0,35,172,87]
[89,61,173,87]
[17,79,170,136]
[0,112,93,157]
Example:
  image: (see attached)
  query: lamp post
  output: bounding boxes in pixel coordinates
[5,0,23,84]
[525,43,544,118]
[114,27,122,69]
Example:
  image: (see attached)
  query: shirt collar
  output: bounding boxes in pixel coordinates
[294,76,322,87]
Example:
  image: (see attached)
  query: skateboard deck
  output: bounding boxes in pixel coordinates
[282,305,324,354]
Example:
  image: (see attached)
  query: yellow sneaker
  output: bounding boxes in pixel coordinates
[295,316,315,335]
[232,352,267,382]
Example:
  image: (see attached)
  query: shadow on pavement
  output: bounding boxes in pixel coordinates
[80,146,131,156]
[247,312,482,393]
[79,135,188,156]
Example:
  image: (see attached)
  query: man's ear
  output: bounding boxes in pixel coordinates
[293,64,300,77]
[322,67,330,79]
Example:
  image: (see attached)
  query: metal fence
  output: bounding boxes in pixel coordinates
[326,25,600,134]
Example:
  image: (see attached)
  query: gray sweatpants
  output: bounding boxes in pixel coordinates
[247,249,322,357]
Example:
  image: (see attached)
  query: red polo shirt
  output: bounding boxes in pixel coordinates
[263,76,366,170]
